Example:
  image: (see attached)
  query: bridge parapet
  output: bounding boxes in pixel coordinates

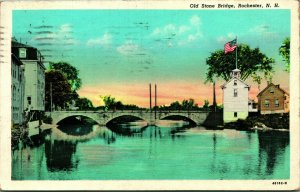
[46,110,213,126]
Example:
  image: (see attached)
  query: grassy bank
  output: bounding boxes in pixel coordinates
[224,113,289,131]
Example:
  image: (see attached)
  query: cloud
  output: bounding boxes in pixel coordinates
[216,33,236,43]
[190,15,201,26]
[249,24,277,38]
[60,24,72,33]
[86,32,112,47]
[249,24,270,33]
[117,40,141,55]
[151,24,176,36]
[151,15,203,46]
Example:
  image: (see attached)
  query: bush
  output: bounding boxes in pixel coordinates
[43,116,53,124]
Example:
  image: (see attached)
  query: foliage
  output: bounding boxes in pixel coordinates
[205,44,275,82]
[203,100,210,109]
[49,62,82,91]
[279,37,290,72]
[45,70,77,110]
[159,99,200,110]
[75,98,94,110]
[43,116,53,124]
[100,95,141,110]
[224,113,289,130]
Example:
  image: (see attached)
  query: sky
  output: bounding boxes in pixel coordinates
[13,9,290,107]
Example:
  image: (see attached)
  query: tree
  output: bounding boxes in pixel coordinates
[203,100,209,109]
[49,62,82,91]
[100,95,116,110]
[279,37,290,72]
[75,98,94,110]
[169,101,181,110]
[181,98,198,110]
[206,44,275,82]
[45,70,77,110]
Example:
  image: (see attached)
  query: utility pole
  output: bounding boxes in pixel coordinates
[50,82,53,115]
[155,84,157,119]
[149,83,152,112]
[213,81,217,112]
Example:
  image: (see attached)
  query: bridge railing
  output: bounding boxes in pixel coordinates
[47,108,216,113]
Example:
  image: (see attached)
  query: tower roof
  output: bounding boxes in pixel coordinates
[232,68,241,72]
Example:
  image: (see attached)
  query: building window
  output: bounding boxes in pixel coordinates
[19,48,27,58]
[27,96,31,105]
[264,99,270,107]
[234,112,237,117]
[275,99,279,107]
[13,86,16,101]
[234,89,238,97]
[270,87,274,93]
[234,80,237,86]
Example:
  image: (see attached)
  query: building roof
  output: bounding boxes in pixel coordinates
[221,77,250,89]
[11,40,35,49]
[257,83,289,97]
[11,53,23,66]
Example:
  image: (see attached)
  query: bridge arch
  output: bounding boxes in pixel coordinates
[53,113,102,125]
[105,114,149,126]
[159,114,197,126]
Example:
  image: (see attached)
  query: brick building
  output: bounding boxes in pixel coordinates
[257,83,289,114]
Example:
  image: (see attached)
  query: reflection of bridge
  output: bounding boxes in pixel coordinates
[46,110,220,126]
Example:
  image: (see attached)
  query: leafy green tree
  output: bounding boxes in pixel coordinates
[206,44,275,82]
[169,101,181,110]
[182,99,198,110]
[99,95,142,110]
[203,100,209,110]
[49,62,82,91]
[45,70,77,110]
[279,37,290,72]
[75,98,94,110]
[100,95,116,110]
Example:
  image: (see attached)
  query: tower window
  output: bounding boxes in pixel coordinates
[234,89,238,97]
[234,80,237,86]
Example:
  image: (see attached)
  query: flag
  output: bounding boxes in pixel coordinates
[224,39,237,54]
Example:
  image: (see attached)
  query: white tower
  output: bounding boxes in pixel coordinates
[221,69,250,123]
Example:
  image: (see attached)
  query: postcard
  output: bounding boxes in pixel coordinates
[0,0,299,190]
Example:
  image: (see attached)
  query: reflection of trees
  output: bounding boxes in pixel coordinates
[58,124,93,136]
[45,139,78,172]
[257,131,289,176]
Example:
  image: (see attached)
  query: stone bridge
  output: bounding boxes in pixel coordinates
[46,110,220,126]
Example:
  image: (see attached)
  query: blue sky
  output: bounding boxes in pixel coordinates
[13,9,290,106]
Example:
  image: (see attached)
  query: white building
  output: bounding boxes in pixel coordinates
[221,69,250,123]
[11,53,25,125]
[12,41,45,124]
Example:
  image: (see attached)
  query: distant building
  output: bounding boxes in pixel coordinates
[248,99,258,112]
[257,83,289,114]
[12,40,45,123]
[221,69,250,123]
[11,53,25,125]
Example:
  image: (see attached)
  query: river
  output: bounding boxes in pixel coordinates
[12,120,290,180]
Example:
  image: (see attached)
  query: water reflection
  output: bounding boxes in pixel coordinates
[12,120,290,180]
[257,131,289,176]
[45,139,79,172]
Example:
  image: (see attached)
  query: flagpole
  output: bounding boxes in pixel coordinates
[235,36,238,69]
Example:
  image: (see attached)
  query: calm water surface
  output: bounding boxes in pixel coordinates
[12,120,290,180]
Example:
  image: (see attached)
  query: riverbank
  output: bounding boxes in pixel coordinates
[224,113,289,131]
